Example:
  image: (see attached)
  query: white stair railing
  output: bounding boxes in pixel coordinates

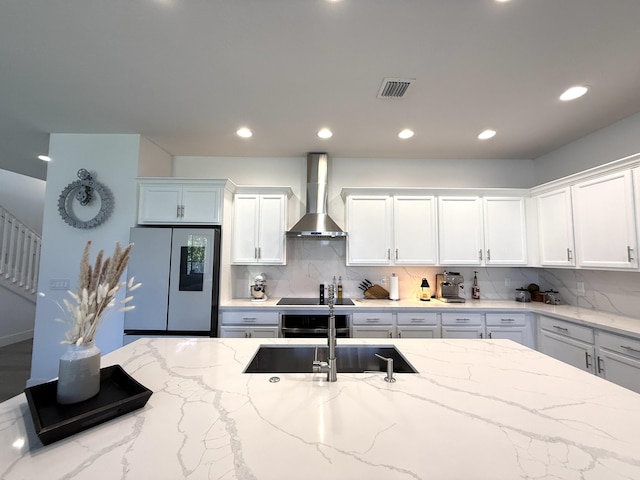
[0,205,40,296]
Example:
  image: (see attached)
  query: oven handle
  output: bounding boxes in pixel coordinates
[281,327,350,335]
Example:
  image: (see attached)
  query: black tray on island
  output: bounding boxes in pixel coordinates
[24,364,152,445]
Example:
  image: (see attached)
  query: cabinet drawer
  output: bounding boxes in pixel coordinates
[485,313,526,326]
[441,312,483,326]
[220,311,279,325]
[352,312,393,325]
[397,312,438,325]
[539,316,594,344]
[597,330,640,358]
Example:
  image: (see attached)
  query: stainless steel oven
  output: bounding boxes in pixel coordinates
[281,314,350,338]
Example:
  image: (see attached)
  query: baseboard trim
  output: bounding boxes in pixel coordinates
[0,330,34,348]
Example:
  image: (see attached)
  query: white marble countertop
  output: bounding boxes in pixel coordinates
[3,337,640,479]
[221,298,640,337]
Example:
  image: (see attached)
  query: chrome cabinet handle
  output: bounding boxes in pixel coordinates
[585,352,592,369]
[242,317,257,322]
[254,247,258,259]
[567,248,573,262]
[366,318,380,323]
[398,331,402,338]
[181,205,185,217]
[501,318,515,322]
[553,325,569,332]
[257,247,261,260]
[486,249,491,261]
[410,318,425,323]
[388,331,393,338]
[387,248,391,260]
[488,332,492,339]
[395,248,398,260]
[479,249,483,261]
[176,205,181,218]
[628,246,634,262]
[480,332,483,339]
[456,318,470,322]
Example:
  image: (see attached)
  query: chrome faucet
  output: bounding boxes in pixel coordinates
[313,284,338,381]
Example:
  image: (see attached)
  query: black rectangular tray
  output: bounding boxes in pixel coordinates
[24,364,152,445]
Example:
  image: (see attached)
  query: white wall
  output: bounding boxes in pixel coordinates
[0,169,46,234]
[29,134,140,386]
[534,111,640,184]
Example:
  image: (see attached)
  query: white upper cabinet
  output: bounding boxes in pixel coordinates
[535,187,575,266]
[393,196,437,265]
[438,196,527,266]
[138,179,224,225]
[346,195,393,265]
[482,197,527,265]
[438,196,484,265]
[572,170,638,269]
[231,192,288,265]
[346,194,437,266]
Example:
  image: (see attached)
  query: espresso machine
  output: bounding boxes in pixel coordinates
[250,273,268,302]
[435,271,465,303]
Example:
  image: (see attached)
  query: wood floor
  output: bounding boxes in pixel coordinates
[0,339,32,402]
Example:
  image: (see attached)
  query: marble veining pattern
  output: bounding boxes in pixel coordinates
[2,337,640,479]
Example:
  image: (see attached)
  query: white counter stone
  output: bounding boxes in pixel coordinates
[2,337,640,479]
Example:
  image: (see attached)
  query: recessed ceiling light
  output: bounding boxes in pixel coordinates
[398,129,414,139]
[38,155,51,162]
[236,127,253,138]
[477,129,497,140]
[317,128,333,139]
[495,0,511,3]
[559,85,589,101]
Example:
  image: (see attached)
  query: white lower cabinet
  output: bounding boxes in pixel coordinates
[595,330,640,394]
[219,310,279,338]
[441,312,484,339]
[219,326,279,338]
[351,312,394,338]
[485,313,534,349]
[396,312,439,339]
[538,316,595,373]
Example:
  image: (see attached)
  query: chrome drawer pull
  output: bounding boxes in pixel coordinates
[597,356,604,374]
[242,317,257,322]
[621,345,640,354]
[552,325,569,332]
[366,318,380,323]
[501,318,515,322]
[585,352,592,369]
[456,318,470,322]
[411,318,424,323]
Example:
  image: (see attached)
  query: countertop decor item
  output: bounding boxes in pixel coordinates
[25,365,152,445]
[49,240,139,404]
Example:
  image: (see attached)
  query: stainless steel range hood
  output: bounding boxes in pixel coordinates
[287,153,347,238]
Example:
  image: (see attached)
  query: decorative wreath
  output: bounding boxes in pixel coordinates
[57,169,114,229]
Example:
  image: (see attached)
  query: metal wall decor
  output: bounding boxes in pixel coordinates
[58,169,114,229]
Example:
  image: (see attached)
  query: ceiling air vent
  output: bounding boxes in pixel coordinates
[377,77,414,98]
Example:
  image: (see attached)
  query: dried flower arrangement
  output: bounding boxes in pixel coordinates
[56,240,140,346]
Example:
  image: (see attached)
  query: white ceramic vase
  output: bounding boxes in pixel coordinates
[56,342,101,404]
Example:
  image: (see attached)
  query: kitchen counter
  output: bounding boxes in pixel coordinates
[222,298,640,338]
[3,337,640,479]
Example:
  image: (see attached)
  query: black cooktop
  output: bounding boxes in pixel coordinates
[277,297,354,306]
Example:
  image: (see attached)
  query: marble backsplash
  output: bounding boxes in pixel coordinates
[230,239,640,320]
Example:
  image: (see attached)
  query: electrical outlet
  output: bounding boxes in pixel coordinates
[505,278,511,287]
[577,282,585,295]
[49,278,70,290]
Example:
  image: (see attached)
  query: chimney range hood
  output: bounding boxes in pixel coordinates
[287,153,346,238]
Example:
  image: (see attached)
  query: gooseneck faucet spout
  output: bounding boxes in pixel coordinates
[312,284,338,381]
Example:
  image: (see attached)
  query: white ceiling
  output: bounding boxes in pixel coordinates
[2,0,640,180]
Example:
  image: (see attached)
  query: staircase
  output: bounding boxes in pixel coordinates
[0,205,40,301]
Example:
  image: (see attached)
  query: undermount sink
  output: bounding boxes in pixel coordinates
[243,344,419,374]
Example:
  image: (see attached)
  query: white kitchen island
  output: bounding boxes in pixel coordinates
[2,337,640,479]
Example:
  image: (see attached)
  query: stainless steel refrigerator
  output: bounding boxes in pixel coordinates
[123,226,221,342]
